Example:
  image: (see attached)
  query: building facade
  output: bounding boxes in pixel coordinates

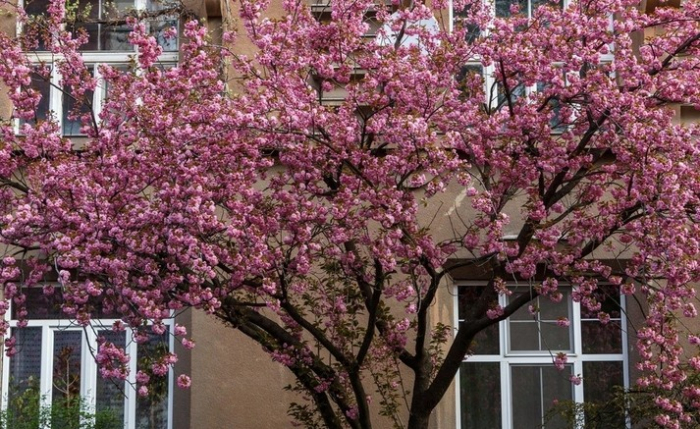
[1,0,699,428]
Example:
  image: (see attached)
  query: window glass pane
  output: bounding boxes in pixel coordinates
[62,66,95,136]
[136,332,170,429]
[23,0,50,50]
[148,0,178,51]
[495,0,528,18]
[20,67,52,128]
[461,363,501,429]
[101,0,134,51]
[67,0,133,51]
[509,294,571,352]
[509,321,539,351]
[461,321,500,354]
[581,320,622,354]
[582,361,625,427]
[52,331,82,428]
[540,323,571,351]
[497,81,526,107]
[7,327,43,422]
[581,286,623,354]
[509,300,533,321]
[15,286,120,319]
[455,5,481,43]
[14,286,63,319]
[69,0,100,50]
[511,365,572,429]
[539,293,569,321]
[580,286,622,319]
[456,64,484,100]
[459,287,500,354]
[96,330,127,424]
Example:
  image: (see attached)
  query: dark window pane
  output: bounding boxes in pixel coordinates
[23,0,50,50]
[540,323,571,351]
[14,286,120,320]
[581,286,622,319]
[460,321,500,354]
[509,295,535,321]
[62,66,95,135]
[581,321,622,354]
[69,0,134,51]
[461,363,501,429]
[495,0,528,17]
[69,0,100,50]
[20,67,52,127]
[539,293,570,321]
[96,330,127,423]
[582,361,625,427]
[14,286,63,319]
[455,4,481,43]
[510,321,539,351]
[511,365,572,429]
[52,330,82,429]
[136,332,170,429]
[459,287,500,354]
[509,293,572,352]
[101,24,133,50]
[7,327,43,421]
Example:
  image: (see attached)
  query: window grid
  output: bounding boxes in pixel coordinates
[2,288,175,429]
[454,283,629,429]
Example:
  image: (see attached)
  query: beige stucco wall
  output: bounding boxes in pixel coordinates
[183,310,301,428]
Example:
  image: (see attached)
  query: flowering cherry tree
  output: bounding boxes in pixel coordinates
[2,0,700,427]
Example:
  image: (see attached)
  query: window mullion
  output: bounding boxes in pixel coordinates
[0,308,11,412]
[50,66,62,131]
[126,328,138,429]
[81,327,98,418]
[93,63,104,126]
[167,322,175,429]
[620,295,630,390]
[573,359,584,403]
[500,360,511,429]
[572,300,582,356]
[39,325,54,429]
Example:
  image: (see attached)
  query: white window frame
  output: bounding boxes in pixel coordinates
[454,282,630,429]
[15,0,179,136]
[2,286,175,429]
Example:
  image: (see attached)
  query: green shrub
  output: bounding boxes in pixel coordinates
[0,383,122,429]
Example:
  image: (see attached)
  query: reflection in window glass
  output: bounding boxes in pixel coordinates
[509,292,572,352]
[582,361,625,427]
[148,0,179,52]
[511,365,572,429]
[68,0,133,51]
[136,332,170,429]
[20,67,52,127]
[581,286,623,354]
[459,286,500,354]
[62,66,95,136]
[52,331,83,428]
[461,363,501,429]
[8,328,43,417]
[23,0,50,50]
[96,330,127,423]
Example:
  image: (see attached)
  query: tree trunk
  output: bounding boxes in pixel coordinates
[406,410,431,429]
